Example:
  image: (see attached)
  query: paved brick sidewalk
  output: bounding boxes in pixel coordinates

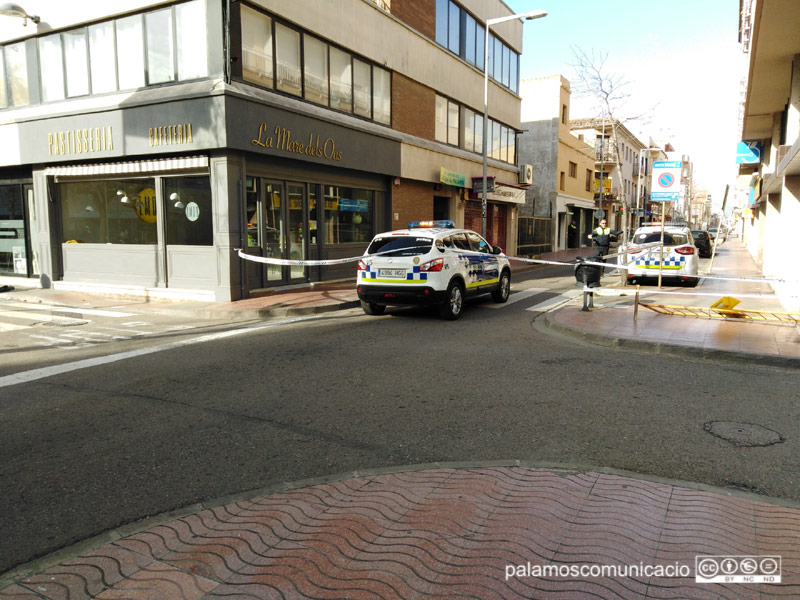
[2,466,799,599]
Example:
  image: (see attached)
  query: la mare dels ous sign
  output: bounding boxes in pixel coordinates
[251,122,342,162]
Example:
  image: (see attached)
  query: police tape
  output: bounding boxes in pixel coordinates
[236,247,793,285]
[581,287,794,300]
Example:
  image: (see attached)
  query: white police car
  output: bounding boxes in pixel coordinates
[356,220,511,319]
[626,224,699,286]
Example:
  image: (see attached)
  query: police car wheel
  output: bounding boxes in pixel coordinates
[361,300,386,315]
[492,270,511,303]
[439,280,464,320]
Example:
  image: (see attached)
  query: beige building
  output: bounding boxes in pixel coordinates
[738,0,800,311]
[518,75,595,253]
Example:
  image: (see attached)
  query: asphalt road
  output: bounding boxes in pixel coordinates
[1,267,798,574]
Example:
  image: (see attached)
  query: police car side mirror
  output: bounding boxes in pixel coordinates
[492,245,503,255]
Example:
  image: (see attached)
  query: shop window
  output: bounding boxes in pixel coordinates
[60,179,158,245]
[89,22,117,94]
[40,34,66,102]
[241,5,273,88]
[165,176,213,246]
[4,42,29,106]
[176,0,207,80]
[324,186,373,244]
[146,9,175,85]
[275,23,301,96]
[304,35,328,106]
[0,185,25,275]
[116,15,146,90]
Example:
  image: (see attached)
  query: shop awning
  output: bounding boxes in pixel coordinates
[44,156,209,177]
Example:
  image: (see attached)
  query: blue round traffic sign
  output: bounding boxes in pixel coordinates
[658,173,675,188]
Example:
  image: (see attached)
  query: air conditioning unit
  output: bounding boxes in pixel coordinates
[518,163,533,185]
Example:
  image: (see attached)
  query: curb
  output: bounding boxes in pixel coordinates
[5,459,800,588]
[541,309,800,369]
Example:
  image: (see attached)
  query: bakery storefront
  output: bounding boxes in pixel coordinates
[12,93,400,301]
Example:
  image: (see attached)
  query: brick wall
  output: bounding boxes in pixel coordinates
[390,0,435,40]
[391,180,434,227]
[392,72,434,139]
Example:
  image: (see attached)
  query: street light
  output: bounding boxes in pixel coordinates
[482,9,547,239]
[0,3,40,25]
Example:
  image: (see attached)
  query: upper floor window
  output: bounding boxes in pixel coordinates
[239,5,391,126]
[435,0,516,93]
[435,94,459,146]
[569,161,577,178]
[0,0,208,110]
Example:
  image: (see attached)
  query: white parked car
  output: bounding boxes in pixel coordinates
[626,224,699,287]
[356,220,511,320]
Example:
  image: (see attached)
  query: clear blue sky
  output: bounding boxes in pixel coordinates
[505,0,743,207]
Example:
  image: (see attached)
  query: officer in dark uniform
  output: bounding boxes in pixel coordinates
[587,219,616,259]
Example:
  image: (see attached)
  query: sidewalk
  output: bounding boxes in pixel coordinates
[2,240,800,598]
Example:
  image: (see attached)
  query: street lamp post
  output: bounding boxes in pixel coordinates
[634,146,660,229]
[482,9,547,239]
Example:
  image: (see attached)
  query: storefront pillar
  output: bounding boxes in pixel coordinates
[210,153,245,302]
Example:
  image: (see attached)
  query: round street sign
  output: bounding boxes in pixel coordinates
[594,209,606,219]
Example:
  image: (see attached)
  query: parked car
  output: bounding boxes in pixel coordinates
[626,224,699,286]
[356,220,511,320]
[708,227,718,240]
[691,230,713,258]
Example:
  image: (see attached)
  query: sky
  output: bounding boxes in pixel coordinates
[505,0,744,210]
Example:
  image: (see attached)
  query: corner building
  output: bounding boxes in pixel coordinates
[0,0,525,301]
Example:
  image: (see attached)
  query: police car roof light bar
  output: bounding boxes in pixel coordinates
[407,220,455,229]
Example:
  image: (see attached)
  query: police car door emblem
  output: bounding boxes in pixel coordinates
[413,257,420,265]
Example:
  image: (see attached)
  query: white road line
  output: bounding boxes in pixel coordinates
[0,309,87,326]
[525,289,582,312]
[0,316,313,389]
[0,302,134,317]
[481,287,548,309]
[0,322,26,332]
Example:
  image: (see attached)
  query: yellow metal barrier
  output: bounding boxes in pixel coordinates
[640,303,800,324]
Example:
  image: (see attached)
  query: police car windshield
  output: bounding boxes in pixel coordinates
[367,236,433,256]
[634,233,690,245]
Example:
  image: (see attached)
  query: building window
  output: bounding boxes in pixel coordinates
[561,104,568,124]
[435,95,459,145]
[560,172,565,191]
[585,169,592,192]
[569,161,577,178]
[275,23,301,96]
[39,34,66,102]
[165,176,213,246]
[89,22,117,94]
[176,0,207,80]
[353,58,372,118]
[4,42,29,107]
[324,186,374,244]
[373,66,391,125]
[330,46,353,112]
[116,15,146,90]
[146,9,175,85]
[304,35,328,106]
[241,5,273,88]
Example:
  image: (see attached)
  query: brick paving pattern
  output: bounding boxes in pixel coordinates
[3,466,799,599]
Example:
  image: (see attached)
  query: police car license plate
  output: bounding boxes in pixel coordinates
[379,268,406,278]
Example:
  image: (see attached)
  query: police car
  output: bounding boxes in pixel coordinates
[356,220,511,320]
[626,224,699,286]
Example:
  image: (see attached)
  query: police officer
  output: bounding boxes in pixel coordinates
[587,219,615,259]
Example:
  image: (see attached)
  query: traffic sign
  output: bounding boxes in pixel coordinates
[651,161,682,202]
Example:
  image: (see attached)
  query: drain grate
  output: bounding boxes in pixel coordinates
[704,421,785,447]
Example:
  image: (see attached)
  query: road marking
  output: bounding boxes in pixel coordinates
[0,302,134,317]
[0,308,87,326]
[0,316,313,389]
[525,289,582,312]
[481,287,548,309]
[0,322,26,332]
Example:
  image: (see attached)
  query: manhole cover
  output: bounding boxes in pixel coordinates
[704,421,785,447]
